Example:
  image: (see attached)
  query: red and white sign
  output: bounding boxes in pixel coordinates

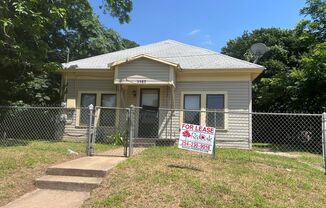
[178,123,216,154]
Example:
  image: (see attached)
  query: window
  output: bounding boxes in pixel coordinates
[99,94,116,126]
[206,94,225,129]
[80,93,96,125]
[183,95,201,125]
[181,91,227,130]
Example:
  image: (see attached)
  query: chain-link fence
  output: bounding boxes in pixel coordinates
[127,107,325,173]
[0,105,325,173]
[0,106,90,158]
[90,106,130,157]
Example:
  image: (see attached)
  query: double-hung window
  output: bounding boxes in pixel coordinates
[99,94,116,127]
[80,93,96,125]
[182,92,227,130]
[78,92,116,126]
[206,94,225,129]
[183,94,201,125]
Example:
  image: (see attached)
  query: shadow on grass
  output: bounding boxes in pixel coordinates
[168,164,203,172]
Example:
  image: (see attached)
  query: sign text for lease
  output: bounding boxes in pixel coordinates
[178,123,216,154]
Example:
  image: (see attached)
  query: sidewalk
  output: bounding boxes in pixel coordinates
[3,148,129,208]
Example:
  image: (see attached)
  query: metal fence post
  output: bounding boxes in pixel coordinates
[213,111,217,159]
[128,105,135,157]
[123,109,129,157]
[87,104,94,156]
[322,112,326,175]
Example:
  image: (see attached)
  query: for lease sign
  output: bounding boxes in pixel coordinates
[178,123,216,154]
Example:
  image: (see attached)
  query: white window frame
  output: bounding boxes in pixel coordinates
[180,91,228,131]
[76,91,117,126]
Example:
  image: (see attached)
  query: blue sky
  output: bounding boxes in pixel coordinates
[90,0,306,52]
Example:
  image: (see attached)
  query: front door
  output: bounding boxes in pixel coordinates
[138,89,160,138]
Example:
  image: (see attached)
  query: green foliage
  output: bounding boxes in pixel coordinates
[299,0,326,41]
[0,0,136,105]
[110,132,126,146]
[221,0,325,112]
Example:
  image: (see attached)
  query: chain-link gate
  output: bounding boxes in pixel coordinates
[87,105,130,157]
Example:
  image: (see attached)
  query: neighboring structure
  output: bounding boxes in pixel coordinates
[60,40,264,149]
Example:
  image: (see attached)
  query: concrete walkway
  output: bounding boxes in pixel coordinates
[3,148,129,208]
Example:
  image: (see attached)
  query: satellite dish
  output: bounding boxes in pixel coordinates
[250,43,268,63]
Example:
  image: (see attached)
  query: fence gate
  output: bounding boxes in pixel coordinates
[87,105,130,157]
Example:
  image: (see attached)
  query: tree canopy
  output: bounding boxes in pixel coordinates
[0,0,137,105]
[221,0,325,113]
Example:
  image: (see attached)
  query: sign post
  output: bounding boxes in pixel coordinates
[178,123,216,155]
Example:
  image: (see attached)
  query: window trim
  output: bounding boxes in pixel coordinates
[206,94,225,129]
[180,91,228,131]
[183,94,201,125]
[80,93,97,107]
[99,94,117,127]
[101,94,117,107]
[76,91,117,127]
[79,93,97,126]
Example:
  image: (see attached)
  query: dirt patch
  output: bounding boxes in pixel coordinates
[256,151,300,158]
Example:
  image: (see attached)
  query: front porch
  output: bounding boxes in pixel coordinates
[117,84,177,140]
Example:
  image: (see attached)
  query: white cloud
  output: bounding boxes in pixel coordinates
[203,39,213,45]
[187,29,200,36]
[202,34,214,46]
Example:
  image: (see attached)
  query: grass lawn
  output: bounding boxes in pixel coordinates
[0,140,114,206]
[83,147,326,208]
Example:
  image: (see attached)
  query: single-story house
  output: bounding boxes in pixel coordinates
[60,40,264,148]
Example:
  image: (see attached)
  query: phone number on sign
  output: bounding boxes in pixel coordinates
[180,140,211,152]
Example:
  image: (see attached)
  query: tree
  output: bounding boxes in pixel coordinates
[299,0,326,42]
[221,0,325,112]
[0,0,135,105]
[122,38,139,49]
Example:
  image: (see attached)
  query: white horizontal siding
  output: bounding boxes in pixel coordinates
[66,79,115,101]
[117,58,170,83]
[174,81,250,149]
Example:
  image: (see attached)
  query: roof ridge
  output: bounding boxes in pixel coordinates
[65,40,170,64]
[164,39,217,55]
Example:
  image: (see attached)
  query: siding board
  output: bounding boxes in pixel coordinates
[116,58,171,84]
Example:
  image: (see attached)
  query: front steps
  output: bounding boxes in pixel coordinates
[62,126,88,141]
[35,155,127,192]
[35,175,102,192]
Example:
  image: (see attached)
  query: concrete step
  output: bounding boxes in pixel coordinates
[64,127,87,131]
[47,167,107,178]
[35,175,102,192]
[63,132,87,137]
[46,156,126,177]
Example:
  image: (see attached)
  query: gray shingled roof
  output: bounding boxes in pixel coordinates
[62,40,264,70]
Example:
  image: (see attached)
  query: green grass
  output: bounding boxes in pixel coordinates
[0,140,115,206]
[253,143,324,171]
[83,147,326,208]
